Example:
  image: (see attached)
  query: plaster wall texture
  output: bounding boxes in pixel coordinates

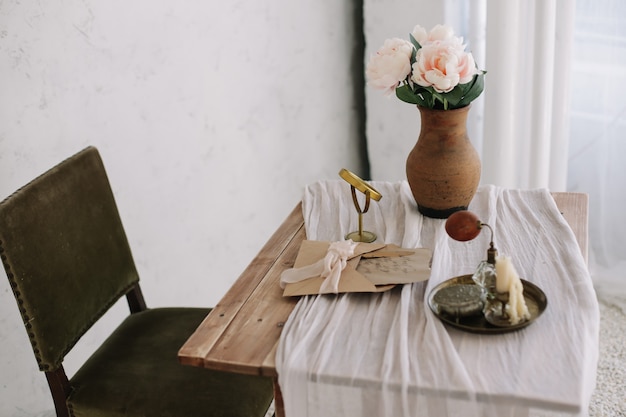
[0,1,363,415]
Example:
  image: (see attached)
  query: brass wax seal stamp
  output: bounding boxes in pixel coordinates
[339,168,382,243]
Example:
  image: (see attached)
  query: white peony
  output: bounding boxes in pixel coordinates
[412,24,456,44]
[365,38,414,96]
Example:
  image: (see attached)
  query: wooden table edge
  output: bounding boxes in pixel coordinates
[178,202,304,371]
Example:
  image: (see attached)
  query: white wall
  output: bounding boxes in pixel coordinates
[0,1,363,415]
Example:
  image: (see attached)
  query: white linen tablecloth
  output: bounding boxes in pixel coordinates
[275,182,600,417]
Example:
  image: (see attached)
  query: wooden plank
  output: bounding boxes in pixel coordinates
[551,192,589,264]
[178,203,305,369]
[199,226,303,376]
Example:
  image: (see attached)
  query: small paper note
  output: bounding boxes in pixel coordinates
[281,240,431,296]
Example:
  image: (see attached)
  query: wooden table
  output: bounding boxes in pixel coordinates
[178,192,588,417]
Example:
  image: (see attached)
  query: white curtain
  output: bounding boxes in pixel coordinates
[450,0,626,306]
[444,0,575,190]
[566,0,626,307]
[365,0,626,308]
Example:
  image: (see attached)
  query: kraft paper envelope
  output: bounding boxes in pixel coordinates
[282,240,431,297]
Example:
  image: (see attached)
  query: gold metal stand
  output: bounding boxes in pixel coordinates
[339,169,382,243]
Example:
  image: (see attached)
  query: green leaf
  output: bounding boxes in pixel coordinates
[431,90,448,108]
[395,84,420,104]
[396,84,434,107]
[441,83,469,107]
[456,73,485,107]
[408,34,419,65]
[414,91,431,108]
[409,33,422,52]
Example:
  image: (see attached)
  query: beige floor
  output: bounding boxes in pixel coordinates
[589,299,626,416]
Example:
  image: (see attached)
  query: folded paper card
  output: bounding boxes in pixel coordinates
[281,240,431,296]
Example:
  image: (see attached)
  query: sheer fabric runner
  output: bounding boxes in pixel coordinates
[275,182,599,417]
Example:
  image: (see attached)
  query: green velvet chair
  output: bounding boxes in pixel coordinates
[0,147,274,417]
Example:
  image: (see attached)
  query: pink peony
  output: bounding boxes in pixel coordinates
[411,24,455,44]
[367,23,485,109]
[411,37,478,93]
[366,38,414,96]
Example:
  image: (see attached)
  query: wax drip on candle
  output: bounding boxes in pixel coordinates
[495,255,531,325]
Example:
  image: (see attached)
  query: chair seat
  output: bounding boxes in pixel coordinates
[67,307,273,417]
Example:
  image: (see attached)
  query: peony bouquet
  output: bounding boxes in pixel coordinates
[366,24,485,110]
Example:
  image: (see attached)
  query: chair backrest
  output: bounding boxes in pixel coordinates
[0,147,140,372]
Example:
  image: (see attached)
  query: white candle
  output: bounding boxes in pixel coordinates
[495,255,512,293]
[496,255,531,325]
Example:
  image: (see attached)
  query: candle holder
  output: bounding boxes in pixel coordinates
[448,213,538,328]
[446,210,517,326]
[483,290,512,327]
[435,210,548,332]
[339,168,382,243]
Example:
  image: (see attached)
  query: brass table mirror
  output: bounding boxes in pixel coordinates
[339,168,382,243]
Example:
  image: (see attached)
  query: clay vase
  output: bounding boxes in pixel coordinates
[406,105,481,219]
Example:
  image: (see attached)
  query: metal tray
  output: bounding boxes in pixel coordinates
[427,274,547,334]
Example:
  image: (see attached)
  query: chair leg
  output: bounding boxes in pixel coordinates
[272,378,285,417]
[126,283,147,313]
[45,367,71,417]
